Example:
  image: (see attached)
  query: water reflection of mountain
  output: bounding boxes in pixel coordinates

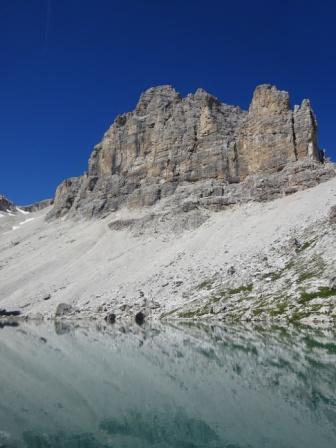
[0,322,335,447]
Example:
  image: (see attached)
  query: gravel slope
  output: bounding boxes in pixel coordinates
[1,177,336,324]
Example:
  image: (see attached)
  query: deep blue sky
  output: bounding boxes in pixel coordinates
[1,0,335,204]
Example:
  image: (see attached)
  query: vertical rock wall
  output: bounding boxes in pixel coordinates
[237,85,320,179]
[47,84,325,220]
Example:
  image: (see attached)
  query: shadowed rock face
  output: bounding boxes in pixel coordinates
[0,196,52,214]
[21,198,54,213]
[47,84,330,220]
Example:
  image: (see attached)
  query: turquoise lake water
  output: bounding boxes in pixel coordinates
[0,321,335,447]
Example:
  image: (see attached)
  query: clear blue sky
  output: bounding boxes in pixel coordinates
[1,0,335,204]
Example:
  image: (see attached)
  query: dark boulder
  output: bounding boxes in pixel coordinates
[329,277,336,291]
[105,313,116,324]
[228,266,236,276]
[329,206,336,224]
[0,321,19,329]
[0,309,21,317]
[55,303,74,317]
[135,311,145,325]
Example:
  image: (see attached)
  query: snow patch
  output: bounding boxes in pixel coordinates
[20,218,35,225]
[17,207,30,215]
[12,218,35,231]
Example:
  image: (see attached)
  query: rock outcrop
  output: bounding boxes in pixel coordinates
[329,205,336,224]
[0,195,16,213]
[21,198,54,213]
[0,195,52,214]
[47,84,332,220]
[237,85,321,178]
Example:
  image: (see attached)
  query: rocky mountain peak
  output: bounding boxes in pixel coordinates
[249,84,291,115]
[0,195,15,213]
[192,88,218,102]
[237,85,322,178]
[135,85,181,115]
[47,84,335,220]
[0,195,53,214]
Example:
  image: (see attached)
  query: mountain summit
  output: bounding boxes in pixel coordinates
[47,84,332,220]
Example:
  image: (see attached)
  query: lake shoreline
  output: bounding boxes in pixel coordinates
[1,313,335,329]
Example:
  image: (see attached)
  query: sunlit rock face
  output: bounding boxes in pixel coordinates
[47,84,329,220]
[88,86,244,185]
[238,85,320,178]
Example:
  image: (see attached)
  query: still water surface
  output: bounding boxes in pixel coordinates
[0,321,335,447]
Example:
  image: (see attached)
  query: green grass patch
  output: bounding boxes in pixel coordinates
[297,238,317,252]
[270,271,283,281]
[196,279,214,291]
[227,283,253,295]
[252,307,264,316]
[178,305,212,319]
[208,294,224,303]
[207,284,253,304]
[160,307,182,318]
[304,303,325,313]
[178,310,199,318]
[262,271,282,281]
[289,310,310,322]
[299,287,336,303]
[298,271,316,282]
[284,260,295,270]
[269,300,288,317]
[262,261,295,281]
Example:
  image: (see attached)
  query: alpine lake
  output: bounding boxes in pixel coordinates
[0,320,335,448]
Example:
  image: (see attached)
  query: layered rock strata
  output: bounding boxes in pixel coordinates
[47,84,331,220]
[237,85,321,178]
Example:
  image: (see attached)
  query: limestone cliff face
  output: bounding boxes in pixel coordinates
[238,85,320,179]
[47,84,330,220]
[88,86,244,185]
